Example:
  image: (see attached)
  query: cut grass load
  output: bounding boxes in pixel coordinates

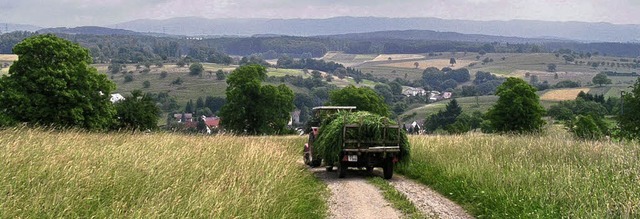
[315,111,410,165]
[398,133,640,218]
[0,128,327,218]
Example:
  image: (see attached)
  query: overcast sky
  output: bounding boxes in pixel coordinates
[1,0,639,27]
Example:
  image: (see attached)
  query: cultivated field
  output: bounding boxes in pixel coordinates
[399,132,640,218]
[0,54,18,62]
[372,54,425,62]
[540,88,591,101]
[380,59,477,70]
[0,128,326,218]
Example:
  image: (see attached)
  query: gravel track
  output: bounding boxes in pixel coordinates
[312,167,474,219]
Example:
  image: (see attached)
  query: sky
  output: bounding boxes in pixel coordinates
[1,0,639,27]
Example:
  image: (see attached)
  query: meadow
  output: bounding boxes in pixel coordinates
[0,128,326,218]
[399,131,640,218]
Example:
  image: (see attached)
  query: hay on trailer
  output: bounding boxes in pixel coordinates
[315,111,410,165]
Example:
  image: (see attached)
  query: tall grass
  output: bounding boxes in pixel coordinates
[0,128,326,218]
[399,132,640,218]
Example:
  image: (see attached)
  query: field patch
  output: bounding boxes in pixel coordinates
[0,54,18,62]
[380,59,476,70]
[541,88,590,101]
[399,133,640,218]
[0,129,327,218]
[372,54,425,62]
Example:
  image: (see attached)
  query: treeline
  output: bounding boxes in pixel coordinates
[3,32,640,65]
[0,32,233,64]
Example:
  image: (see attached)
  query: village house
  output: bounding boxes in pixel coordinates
[173,113,193,123]
[402,87,427,97]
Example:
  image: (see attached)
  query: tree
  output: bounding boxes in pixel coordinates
[215,69,226,80]
[189,63,204,76]
[0,34,116,130]
[547,63,557,72]
[414,62,419,69]
[143,80,151,88]
[185,99,194,113]
[424,99,462,133]
[160,71,168,79]
[486,77,546,133]
[205,96,226,114]
[108,62,122,74]
[570,115,605,140]
[328,85,389,116]
[113,90,161,131]
[618,78,640,139]
[449,57,456,66]
[219,64,294,135]
[592,73,612,86]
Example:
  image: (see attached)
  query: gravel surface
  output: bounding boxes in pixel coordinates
[389,175,474,219]
[311,167,403,219]
[312,166,474,219]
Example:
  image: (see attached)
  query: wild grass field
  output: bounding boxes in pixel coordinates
[399,132,640,218]
[0,128,327,218]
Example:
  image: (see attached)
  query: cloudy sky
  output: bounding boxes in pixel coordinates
[1,0,639,27]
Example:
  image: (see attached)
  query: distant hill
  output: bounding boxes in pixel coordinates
[322,30,573,44]
[0,23,41,33]
[37,26,143,36]
[112,16,640,42]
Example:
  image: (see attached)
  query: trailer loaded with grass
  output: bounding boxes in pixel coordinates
[306,107,410,179]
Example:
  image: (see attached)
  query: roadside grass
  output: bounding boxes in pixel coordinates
[0,128,327,218]
[368,177,427,219]
[399,132,640,218]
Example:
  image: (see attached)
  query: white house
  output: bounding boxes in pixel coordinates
[110,93,125,103]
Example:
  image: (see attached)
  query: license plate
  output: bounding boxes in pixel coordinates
[348,155,358,162]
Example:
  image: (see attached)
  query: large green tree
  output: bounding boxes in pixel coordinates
[219,64,294,135]
[113,90,161,131]
[0,34,116,130]
[327,85,389,116]
[618,78,640,139]
[486,77,546,133]
[592,73,612,86]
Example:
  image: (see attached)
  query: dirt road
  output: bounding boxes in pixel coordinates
[312,167,473,219]
[312,168,402,219]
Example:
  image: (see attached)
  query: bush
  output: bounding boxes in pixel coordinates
[124,74,134,83]
[569,115,606,140]
[160,71,168,79]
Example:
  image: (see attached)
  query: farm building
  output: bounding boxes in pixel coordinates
[110,93,125,103]
[173,113,194,123]
[403,87,427,96]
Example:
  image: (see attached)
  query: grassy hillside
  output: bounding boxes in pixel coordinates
[0,128,326,218]
[399,131,640,218]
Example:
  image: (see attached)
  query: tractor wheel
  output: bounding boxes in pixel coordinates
[383,159,394,179]
[310,159,322,168]
[303,153,311,166]
[338,162,347,178]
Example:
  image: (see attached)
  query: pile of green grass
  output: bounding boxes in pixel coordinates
[0,128,326,218]
[399,132,640,218]
[315,111,410,165]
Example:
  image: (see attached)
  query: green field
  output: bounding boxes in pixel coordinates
[0,128,327,218]
[399,132,640,218]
